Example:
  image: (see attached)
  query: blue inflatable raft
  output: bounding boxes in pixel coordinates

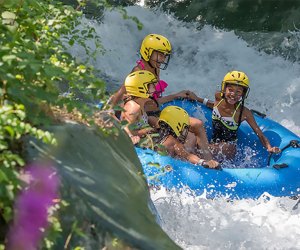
[136,99,300,199]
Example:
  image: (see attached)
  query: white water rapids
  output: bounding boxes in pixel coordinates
[71,5,300,249]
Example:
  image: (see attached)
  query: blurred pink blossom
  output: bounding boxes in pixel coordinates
[6,164,59,250]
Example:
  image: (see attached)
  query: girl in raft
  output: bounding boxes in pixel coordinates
[199,70,281,159]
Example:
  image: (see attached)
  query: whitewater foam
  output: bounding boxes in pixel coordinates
[151,188,300,250]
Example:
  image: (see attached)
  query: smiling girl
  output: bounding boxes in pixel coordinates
[202,71,280,159]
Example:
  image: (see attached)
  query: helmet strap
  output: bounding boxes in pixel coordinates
[178,127,189,143]
[149,96,160,107]
[149,51,170,70]
[221,91,225,98]
[237,99,245,128]
[148,60,156,69]
[159,122,173,138]
[244,87,250,99]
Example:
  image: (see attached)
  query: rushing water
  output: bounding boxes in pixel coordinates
[79,6,300,136]
[70,5,300,249]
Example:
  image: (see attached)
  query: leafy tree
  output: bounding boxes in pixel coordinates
[0,0,109,248]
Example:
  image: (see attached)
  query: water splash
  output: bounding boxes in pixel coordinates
[151,188,300,250]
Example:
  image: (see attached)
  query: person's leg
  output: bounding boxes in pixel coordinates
[148,115,159,128]
[188,117,213,161]
[183,132,197,154]
[209,142,236,160]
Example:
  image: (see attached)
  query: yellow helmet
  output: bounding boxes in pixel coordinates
[221,71,250,98]
[140,34,172,62]
[159,106,190,139]
[124,70,157,98]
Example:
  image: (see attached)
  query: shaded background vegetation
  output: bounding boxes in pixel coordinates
[144,0,300,32]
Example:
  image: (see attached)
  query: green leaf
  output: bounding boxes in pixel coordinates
[147,162,161,168]
[2,205,13,222]
[0,169,9,182]
[2,54,17,62]
[68,39,75,46]
[120,120,128,126]
[4,125,15,137]
[0,141,8,150]
[1,11,16,20]
[113,105,125,112]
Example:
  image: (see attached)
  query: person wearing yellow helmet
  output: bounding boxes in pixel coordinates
[109,33,215,162]
[121,70,157,145]
[155,106,219,169]
[199,70,280,159]
[109,33,192,107]
[139,33,172,71]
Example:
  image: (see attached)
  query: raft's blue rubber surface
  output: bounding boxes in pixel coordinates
[136,100,300,199]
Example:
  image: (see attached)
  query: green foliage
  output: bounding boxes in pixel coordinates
[0,0,145,247]
[0,0,110,247]
[0,0,106,124]
[61,0,140,20]
[0,104,58,239]
[64,0,144,30]
[118,7,143,30]
[0,103,57,223]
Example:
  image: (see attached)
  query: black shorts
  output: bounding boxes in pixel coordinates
[146,110,161,117]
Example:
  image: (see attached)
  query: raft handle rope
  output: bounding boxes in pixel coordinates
[273,163,288,170]
[268,140,300,168]
[251,109,266,118]
[292,197,300,211]
[200,161,223,171]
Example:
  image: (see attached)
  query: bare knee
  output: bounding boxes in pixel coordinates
[211,143,236,160]
[189,117,204,133]
[222,144,236,159]
[184,132,197,153]
[148,116,159,128]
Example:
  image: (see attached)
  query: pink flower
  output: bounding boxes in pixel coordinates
[6,164,59,250]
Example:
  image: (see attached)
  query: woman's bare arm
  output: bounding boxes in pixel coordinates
[109,84,126,107]
[244,108,280,153]
[163,137,218,168]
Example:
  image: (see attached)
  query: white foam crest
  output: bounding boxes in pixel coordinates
[151,188,300,250]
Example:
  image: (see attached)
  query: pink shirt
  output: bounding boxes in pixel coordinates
[136,60,168,100]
